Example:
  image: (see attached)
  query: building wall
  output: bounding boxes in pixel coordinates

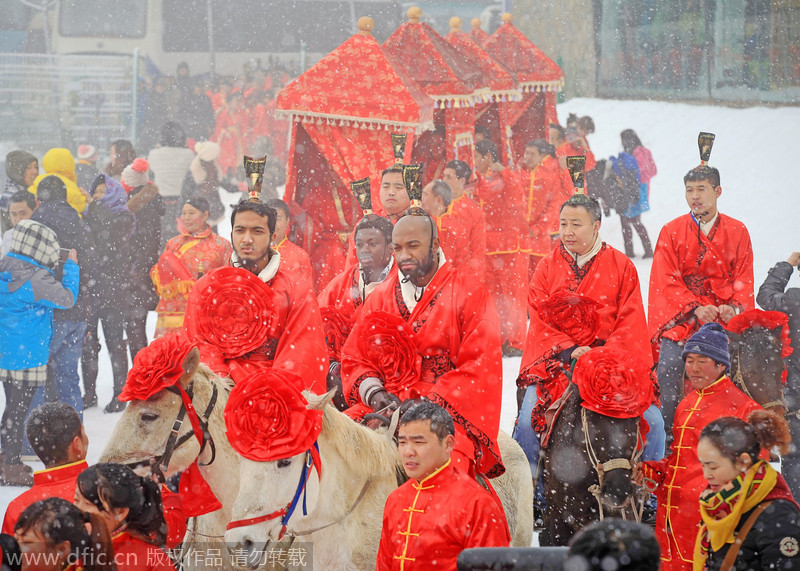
[513,0,597,99]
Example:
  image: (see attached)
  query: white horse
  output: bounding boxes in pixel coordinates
[100,348,241,570]
[225,391,534,570]
[101,349,533,570]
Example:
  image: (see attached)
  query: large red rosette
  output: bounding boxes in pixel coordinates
[350,311,421,394]
[538,291,601,346]
[320,307,352,362]
[183,266,274,359]
[573,346,653,419]
[224,369,320,461]
[726,309,793,360]
[120,331,194,402]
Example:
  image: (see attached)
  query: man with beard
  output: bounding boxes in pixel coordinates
[184,200,328,391]
[341,211,504,479]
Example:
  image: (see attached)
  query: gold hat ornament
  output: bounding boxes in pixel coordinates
[566,155,586,193]
[351,178,373,215]
[402,163,424,208]
[698,132,715,165]
[391,133,407,164]
[243,155,267,202]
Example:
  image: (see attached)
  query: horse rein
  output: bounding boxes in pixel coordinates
[730,349,786,411]
[152,382,219,483]
[581,408,646,523]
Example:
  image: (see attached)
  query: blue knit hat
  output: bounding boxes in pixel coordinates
[681,322,730,369]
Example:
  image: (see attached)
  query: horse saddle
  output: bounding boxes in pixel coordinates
[540,383,575,449]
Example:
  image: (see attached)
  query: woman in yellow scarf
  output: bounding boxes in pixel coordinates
[694,411,799,570]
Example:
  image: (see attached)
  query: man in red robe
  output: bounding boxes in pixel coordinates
[267,199,314,290]
[474,139,530,355]
[341,212,504,479]
[521,139,574,277]
[515,194,662,486]
[439,160,487,283]
[648,165,754,434]
[556,127,596,188]
[318,215,395,410]
[377,402,509,570]
[639,323,761,571]
[187,201,328,391]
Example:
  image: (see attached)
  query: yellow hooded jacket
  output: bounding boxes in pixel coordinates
[29,148,88,215]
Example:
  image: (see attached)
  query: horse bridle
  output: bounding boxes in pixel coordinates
[152,382,219,483]
[581,408,646,523]
[730,348,786,412]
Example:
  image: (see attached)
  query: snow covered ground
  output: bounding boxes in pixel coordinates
[2,97,800,512]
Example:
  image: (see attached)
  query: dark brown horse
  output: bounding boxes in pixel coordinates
[727,324,787,415]
[539,385,644,546]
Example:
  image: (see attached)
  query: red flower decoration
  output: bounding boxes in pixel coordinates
[538,291,601,346]
[726,309,794,360]
[224,369,321,461]
[573,346,653,419]
[320,307,352,361]
[184,267,274,359]
[120,331,194,402]
[350,311,421,394]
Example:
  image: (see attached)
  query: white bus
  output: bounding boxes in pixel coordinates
[44,0,402,76]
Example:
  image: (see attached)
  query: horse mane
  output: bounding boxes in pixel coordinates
[304,391,401,478]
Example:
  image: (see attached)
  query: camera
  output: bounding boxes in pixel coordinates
[58,248,71,263]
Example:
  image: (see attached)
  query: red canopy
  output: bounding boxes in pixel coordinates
[469,18,491,47]
[383,7,484,179]
[276,18,436,291]
[445,17,521,166]
[483,13,564,165]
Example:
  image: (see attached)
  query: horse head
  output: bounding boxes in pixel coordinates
[100,347,236,494]
[224,391,333,567]
[728,325,787,416]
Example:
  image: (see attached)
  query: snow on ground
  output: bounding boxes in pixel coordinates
[2,98,800,511]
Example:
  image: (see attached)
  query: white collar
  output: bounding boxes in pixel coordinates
[698,211,719,236]
[230,249,280,282]
[400,249,446,313]
[567,234,603,268]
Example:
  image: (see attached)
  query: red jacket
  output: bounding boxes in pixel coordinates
[2,460,88,534]
[111,531,175,570]
[377,460,509,570]
[275,238,314,290]
[521,156,574,256]
[474,169,531,255]
[641,376,761,570]
[648,213,754,357]
[436,194,487,283]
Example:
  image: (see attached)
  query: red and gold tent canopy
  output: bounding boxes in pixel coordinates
[276,18,436,291]
[469,18,491,47]
[482,13,564,93]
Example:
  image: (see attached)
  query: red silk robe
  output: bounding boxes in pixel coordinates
[151,228,232,337]
[377,460,510,570]
[436,194,487,284]
[341,261,505,477]
[647,213,754,356]
[640,376,761,570]
[191,262,328,392]
[111,531,174,571]
[317,263,398,318]
[522,155,574,256]
[275,238,314,291]
[518,243,654,431]
[475,169,531,349]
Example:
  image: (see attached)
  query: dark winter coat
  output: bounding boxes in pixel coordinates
[84,201,135,310]
[126,184,164,311]
[756,261,800,406]
[704,498,800,570]
[179,91,215,141]
[30,199,95,322]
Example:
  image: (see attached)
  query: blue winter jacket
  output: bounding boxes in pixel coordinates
[0,254,79,370]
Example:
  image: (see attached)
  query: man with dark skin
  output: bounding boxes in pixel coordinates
[342,211,504,479]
